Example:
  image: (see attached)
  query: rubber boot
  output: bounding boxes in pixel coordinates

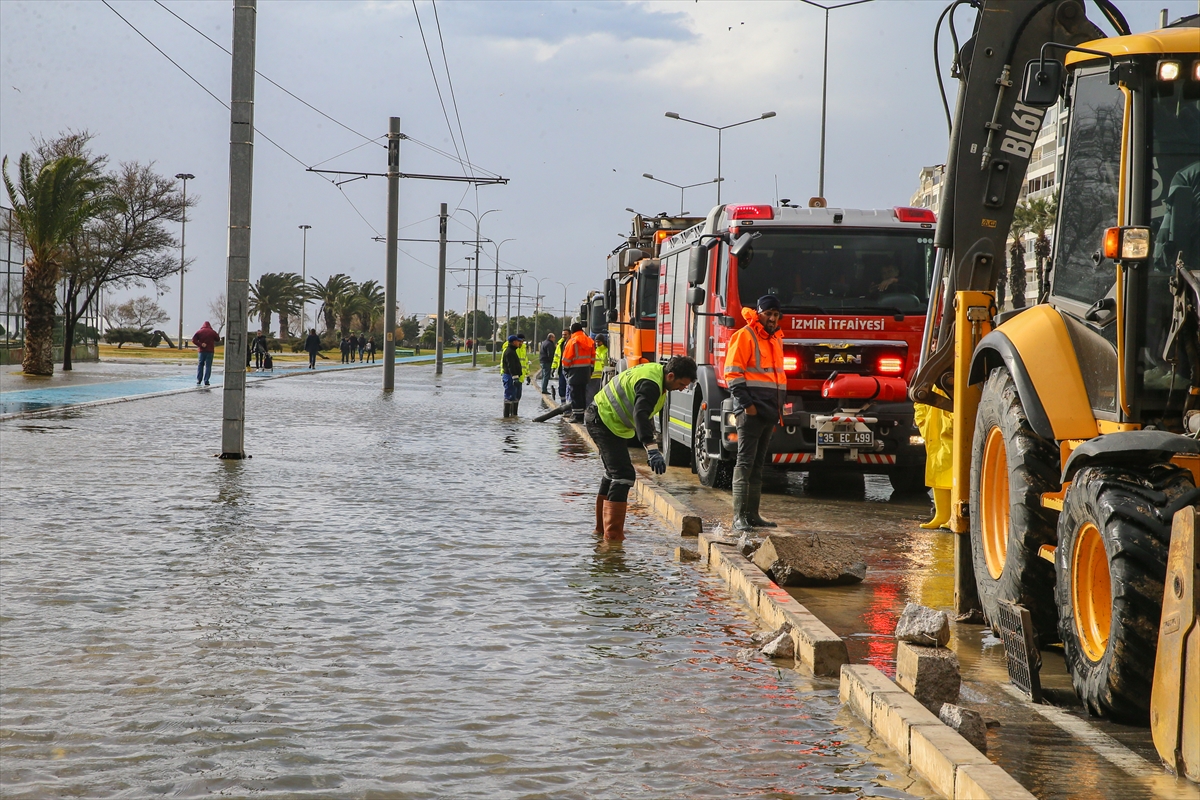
[602,501,627,541]
[746,483,777,528]
[732,467,754,532]
[503,401,512,418]
[920,487,952,530]
[511,401,519,417]
[592,495,605,535]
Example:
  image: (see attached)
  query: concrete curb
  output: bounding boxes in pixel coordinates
[840,665,1035,799]
[546,397,1034,799]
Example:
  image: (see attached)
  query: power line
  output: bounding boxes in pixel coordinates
[152,0,382,149]
[337,186,381,238]
[411,0,466,176]
[402,133,500,179]
[431,0,473,180]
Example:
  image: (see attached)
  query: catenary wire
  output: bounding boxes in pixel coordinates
[431,0,473,179]
[411,0,467,176]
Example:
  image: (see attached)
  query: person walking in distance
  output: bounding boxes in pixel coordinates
[357,334,367,363]
[339,335,350,364]
[501,334,523,417]
[252,330,267,370]
[538,332,557,395]
[303,328,321,370]
[192,321,220,386]
[725,295,787,532]
[586,356,697,541]
[366,337,376,363]
[562,323,595,422]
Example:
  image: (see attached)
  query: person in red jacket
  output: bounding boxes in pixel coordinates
[192,321,220,385]
[561,322,596,421]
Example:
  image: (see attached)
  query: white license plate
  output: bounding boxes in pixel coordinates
[817,431,874,446]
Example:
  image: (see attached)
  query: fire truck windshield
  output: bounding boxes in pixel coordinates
[735,229,934,316]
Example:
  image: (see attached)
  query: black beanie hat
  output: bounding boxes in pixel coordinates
[756,295,782,313]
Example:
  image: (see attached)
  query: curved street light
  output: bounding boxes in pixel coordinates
[663,112,775,204]
[298,224,311,333]
[174,173,194,349]
[642,173,723,216]
[553,281,575,336]
[455,207,500,366]
[489,238,516,361]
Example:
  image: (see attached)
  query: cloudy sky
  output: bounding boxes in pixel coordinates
[0,0,1173,328]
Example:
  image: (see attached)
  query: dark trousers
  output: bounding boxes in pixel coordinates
[585,405,635,503]
[735,412,776,484]
[502,374,522,402]
[308,351,317,368]
[567,367,591,412]
[539,360,553,393]
[254,351,264,369]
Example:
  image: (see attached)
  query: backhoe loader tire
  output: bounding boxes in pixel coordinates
[1055,463,1196,724]
[970,367,1061,645]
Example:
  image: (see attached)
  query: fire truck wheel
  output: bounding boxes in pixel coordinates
[692,408,733,489]
[661,408,691,467]
[1055,463,1195,723]
[969,367,1061,645]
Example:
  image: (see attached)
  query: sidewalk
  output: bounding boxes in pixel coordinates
[0,353,463,418]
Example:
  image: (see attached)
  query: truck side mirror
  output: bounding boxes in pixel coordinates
[687,245,707,285]
[686,286,706,307]
[730,231,760,263]
[606,309,618,323]
[622,248,646,269]
[604,277,617,312]
[579,302,589,325]
[1020,59,1064,107]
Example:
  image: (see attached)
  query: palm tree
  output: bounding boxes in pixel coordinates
[248,272,285,336]
[355,280,385,333]
[3,152,111,375]
[1017,196,1057,302]
[309,273,355,333]
[332,290,365,336]
[274,272,309,338]
[1008,216,1030,310]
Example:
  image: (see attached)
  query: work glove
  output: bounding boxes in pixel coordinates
[646,447,666,475]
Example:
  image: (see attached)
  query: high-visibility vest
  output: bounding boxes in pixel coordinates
[596,362,664,439]
[552,339,565,371]
[724,308,785,393]
[592,344,608,379]
[517,345,530,378]
[562,332,596,370]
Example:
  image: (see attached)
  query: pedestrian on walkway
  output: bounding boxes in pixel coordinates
[304,328,321,369]
[340,336,351,364]
[252,331,267,370]
[357,334,367,362]
[501,334,523,417]
[562,323,595,422]
[366,337,376,363]
[586,332,608,407]
[539,332,557,395]
[585,355,697,541]
[192,321,220,386]
[724,295,787,532]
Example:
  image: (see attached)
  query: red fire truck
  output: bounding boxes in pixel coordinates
[652,203,937,491]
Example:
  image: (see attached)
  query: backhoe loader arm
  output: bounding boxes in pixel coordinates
[911,0,1107,411]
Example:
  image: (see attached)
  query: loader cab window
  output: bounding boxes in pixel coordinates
[1051,69,1125,310]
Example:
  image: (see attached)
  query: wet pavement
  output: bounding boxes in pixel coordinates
[638,457,1199,799]
[0,365,934,799]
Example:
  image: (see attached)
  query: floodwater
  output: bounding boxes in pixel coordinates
[0,365,931,799]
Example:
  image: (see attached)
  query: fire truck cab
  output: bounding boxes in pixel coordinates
[655,203,937,491]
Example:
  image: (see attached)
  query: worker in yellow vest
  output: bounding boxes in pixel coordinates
[586,356,698,541]
[586,333,609,407]
[551,329,569,401]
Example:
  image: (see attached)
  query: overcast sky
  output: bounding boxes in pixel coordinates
[0,0,1174,328]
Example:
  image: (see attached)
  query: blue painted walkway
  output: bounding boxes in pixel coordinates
[0,353,463,418]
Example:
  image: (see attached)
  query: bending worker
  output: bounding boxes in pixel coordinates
[561,322,596,422]
[501,334,523,417]
[724,295,786,532]
[586,355,697,541]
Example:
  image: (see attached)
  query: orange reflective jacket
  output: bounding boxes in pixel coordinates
[724,307,785,414]
[562,331,596,370]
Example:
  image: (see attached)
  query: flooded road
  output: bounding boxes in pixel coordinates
[0,365,930,798]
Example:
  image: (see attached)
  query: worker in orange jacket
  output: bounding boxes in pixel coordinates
[724,295,787,532]
[561,322,596,422]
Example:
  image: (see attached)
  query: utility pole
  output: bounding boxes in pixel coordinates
[220,0,256,459]
[464,255,473,351]
[436,202,447,375]
[175,173,194,351]
[505,274,513,338]
[383,116,400,391]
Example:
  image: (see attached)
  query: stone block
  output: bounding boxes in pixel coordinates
[680,515,702,537]
[954,763,1036,799]
[751,621,792,646]
[895,601,951,646]
[839,664,899,722]
[761,630,795,659]
[871,687,941,762]
[909,723,992,799]
[939,703,987,753]
[673,546,700,562]
[751,532,866,586]
[896,640,960,713]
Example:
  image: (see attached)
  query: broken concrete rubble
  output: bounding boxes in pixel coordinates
[939,703,988,753]
[895,602,950,647]
[750,532,867,586]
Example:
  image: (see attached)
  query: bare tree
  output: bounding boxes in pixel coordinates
[207,292,227,335]
[110,295,169,329]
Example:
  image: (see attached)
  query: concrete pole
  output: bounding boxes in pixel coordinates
[299,224,311,333]
[383,116,400,392]
[471,226,481,366]
[175,173,192,349]
[818,7,829,199]
[464,256,473,350]
[491,247,500,362]
[220,0,256,459]
[435,202,447,375]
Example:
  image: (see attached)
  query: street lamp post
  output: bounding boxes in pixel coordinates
[456,208,500,366]
[642,174,723,215]
[298,224,311,333]
[798,0,873,199]
[531,277,545,350]
[663,112,775,204]
[554,281,575,335]
[175,173,194,349]
[490,238,515,362]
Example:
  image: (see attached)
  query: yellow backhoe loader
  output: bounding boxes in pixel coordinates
[910,0,1199,779]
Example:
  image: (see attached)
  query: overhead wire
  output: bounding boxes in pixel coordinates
[431,0,473,179]
[411,0,467,176]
